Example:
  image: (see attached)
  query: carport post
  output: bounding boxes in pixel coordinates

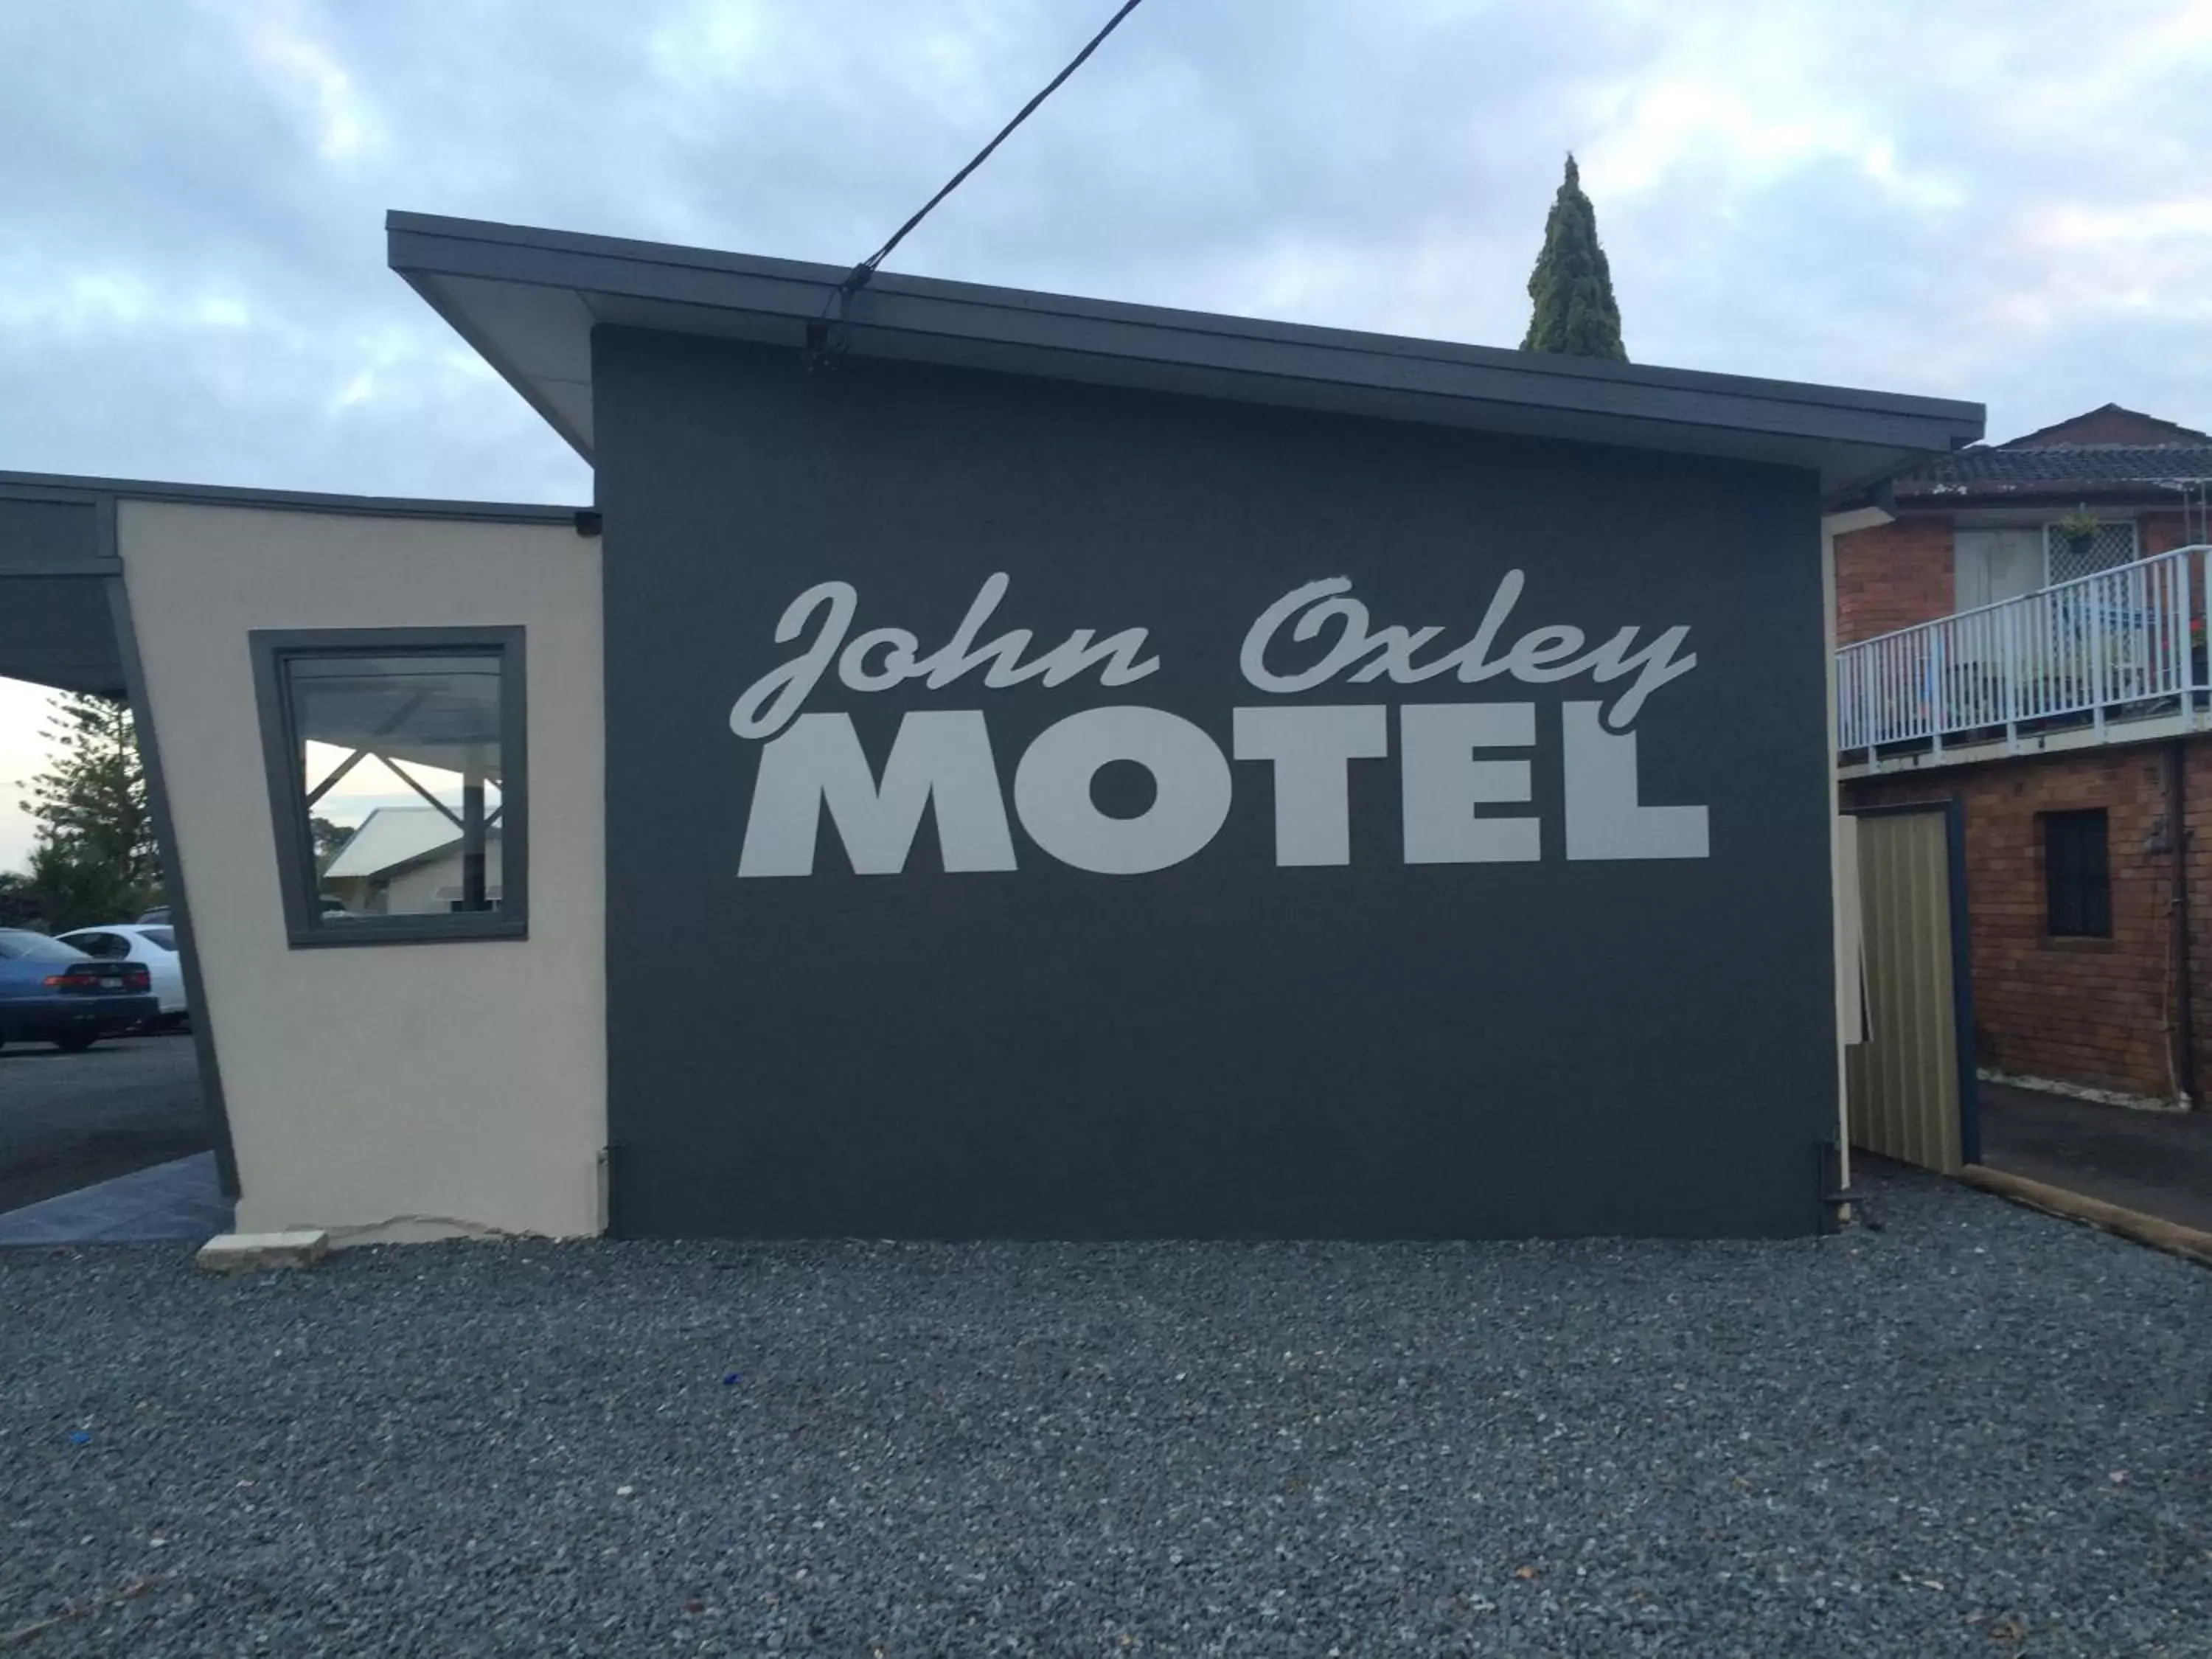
[461,765,487,912]
[104,550,241,1200]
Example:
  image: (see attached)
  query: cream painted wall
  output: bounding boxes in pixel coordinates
[119,501,605,1239]
[374,842,507,916]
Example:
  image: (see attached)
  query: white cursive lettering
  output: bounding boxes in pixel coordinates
[1240,572,1694,728]
[730,574,1161,740]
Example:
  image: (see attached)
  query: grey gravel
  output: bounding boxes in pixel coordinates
[2,1163,2208,1658]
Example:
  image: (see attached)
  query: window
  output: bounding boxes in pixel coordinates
[251,628,526,947]
[2044,520,2138,586]
[2044,809,2111,939]
[0,930,86,962]
[139,928,176,953]
[64,931,128,959]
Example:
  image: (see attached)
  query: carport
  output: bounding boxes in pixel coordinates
[0,478,235,1228]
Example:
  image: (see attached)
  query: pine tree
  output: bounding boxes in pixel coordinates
[18,691,161,930]
[1520,155,1627,361]
[0,871,38,928]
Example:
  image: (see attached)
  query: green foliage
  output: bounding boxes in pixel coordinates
[15,692,162,932]
[0,870,41,929]
[1520,155,1628,361]
[311,816,355,869]
[24,842,150,933]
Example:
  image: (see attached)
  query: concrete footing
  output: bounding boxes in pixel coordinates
[195,1230,330,1273]
[1960,1165,2212,1269]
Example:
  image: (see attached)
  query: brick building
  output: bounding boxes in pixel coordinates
[1835,406,2212,1105]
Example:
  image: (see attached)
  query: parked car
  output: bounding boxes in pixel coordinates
[55,923,189,1026]
[136,905,171,925]
[0,930,157,1052]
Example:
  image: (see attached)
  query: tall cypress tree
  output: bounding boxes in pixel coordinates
[16,692,161,929]
[1520,155,1627,361]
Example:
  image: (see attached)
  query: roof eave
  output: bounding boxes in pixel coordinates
[1893,480,2212,509]
[387,210,1985,494]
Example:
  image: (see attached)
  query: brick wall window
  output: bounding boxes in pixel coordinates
[2044,809,2112,938]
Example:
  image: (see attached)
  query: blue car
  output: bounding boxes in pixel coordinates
[0,929,159,1052]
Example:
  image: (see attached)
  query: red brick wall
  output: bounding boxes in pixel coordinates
[1843,742,2212,1101]
[2183,740,2212,1107]
[2140,511,2196,557]
[1835,516,1952,644]
[1837,513,2199,649]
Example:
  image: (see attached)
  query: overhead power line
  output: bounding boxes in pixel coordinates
[813,0,1150,342]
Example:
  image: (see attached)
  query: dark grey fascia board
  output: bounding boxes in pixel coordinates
[0,470,582,526]
[0,487,119,575]
[384,212,1975,430]
[0,556,122,576]
[386,211,1986,491]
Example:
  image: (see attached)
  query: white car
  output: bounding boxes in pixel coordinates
[54,923,189,1027]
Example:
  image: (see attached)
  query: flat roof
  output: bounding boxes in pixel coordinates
[389,210,1983,496]
[0,470,582,526]
[0,473,588,697]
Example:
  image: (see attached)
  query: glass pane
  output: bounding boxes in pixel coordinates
[141,928,177,952]
[0,930,88,962]
[2044,812,2110,938]
[285,651,506,922]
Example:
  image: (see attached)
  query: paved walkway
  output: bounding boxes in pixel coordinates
[0,1152,231,1246]
[1978,1082,2212,1232]
[0,1033,207,1211]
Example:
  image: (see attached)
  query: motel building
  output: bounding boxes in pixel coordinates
[0,214,1983,1242]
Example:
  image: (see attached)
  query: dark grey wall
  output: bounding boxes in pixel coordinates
[595,327,1836,1239]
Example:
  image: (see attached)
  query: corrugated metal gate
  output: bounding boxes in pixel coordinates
[1844,803,1980,1174]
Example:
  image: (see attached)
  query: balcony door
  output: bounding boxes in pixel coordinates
[1953,528,2043,611]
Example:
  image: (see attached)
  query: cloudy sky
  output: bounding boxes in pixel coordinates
[5,0,2212,869]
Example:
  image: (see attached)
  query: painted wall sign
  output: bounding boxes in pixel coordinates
[597,330,1837,1241]
[730,572,1708,877]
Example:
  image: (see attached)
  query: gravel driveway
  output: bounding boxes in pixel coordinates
[2,1164,2207,1657]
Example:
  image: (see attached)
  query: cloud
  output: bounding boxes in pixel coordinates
[215,0,392,165]
[4,0,2211,868]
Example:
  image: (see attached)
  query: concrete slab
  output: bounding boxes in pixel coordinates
[0,1033,207,1212]
[0,1151,232,1246]
[1961,1164,2212,1269]
[1978,1082,2212,1234]
[195,1230,328,1273]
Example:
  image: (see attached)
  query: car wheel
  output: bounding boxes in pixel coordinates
[53,1032,98,1053]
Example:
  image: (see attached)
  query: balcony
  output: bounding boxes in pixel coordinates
[1837,543,2212,776]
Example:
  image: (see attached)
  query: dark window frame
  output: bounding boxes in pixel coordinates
[249,626,529,949]
[2042,808,2111,939]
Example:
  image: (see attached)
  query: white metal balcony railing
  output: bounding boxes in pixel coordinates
[1836,543,2212,765]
